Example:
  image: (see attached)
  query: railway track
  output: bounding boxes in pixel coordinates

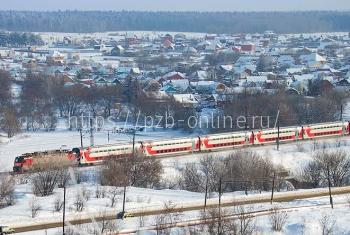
[9,186,350,233]
[3,132,350,177]
[115,202,349,234]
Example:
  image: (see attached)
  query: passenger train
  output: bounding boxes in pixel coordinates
[13,121,350,172]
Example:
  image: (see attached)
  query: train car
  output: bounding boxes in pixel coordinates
[77,144,134,165]
[13,150,70,173]
[13,154,34,173]
[201,132,249,151]
[255,127,297,144]
[302,122,346,139]
[143,137,199,156]
[12,121,350,172]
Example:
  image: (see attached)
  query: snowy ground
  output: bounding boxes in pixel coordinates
[2,117,350,174]
[0,122,192,172]
[3,181,350,234]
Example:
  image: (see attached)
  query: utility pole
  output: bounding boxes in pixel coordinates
[340,104,343,121]
[121,130,136,218]
[79,128,83,149]
[204,173,209,211]
[218,177,222,235]
[132,130,136,157]
[327,165,334,209]
[63,185,66,235]
[271,172,276,204]
[90,118,94,147]
[277,121,280,151]
[107,130,110,143]
[122,183,127,217]
[244,105,248,131]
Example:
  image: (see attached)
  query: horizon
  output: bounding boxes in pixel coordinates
[1,0,349,12]
[1,9,350,13]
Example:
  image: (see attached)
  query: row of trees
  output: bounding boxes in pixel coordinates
[0,31,44,47]
[0,11,349,33]
[0,70,198,137]
[301,150,350,188]
[0,70,21,137]
[1,68,347,136]
[219,89,345,131]
[179,151,278,194]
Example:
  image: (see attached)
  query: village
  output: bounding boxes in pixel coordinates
[1,31,350,116]
[1,5,350,234]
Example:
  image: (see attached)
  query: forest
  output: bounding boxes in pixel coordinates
[0,11,349,33]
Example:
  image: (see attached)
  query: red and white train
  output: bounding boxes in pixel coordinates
[13,121,350,172]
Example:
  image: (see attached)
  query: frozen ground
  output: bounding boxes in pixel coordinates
[2,125,350,174]
[0,120,193,172]
[3,182,350,234]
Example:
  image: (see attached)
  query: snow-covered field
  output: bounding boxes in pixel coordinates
[2,120,350,234]
[0,122,192,172]
[3,181,350,234]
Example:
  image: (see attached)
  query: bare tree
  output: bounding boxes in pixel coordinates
[30,196,41,218]
[87,210,120,235]
[179,151,275,194]
[53,194,64,212]
[31,157,72,196]
[107,188,121,207]
[155,201,181,235]
[301,161,323,188]
[269,207,288,232]
[57,168,71,188]
[95,185,106,199]
[319,214,336,235]
[138,207,148,228]
[0,174,15,206]
[73,192,85,212]
[81,187,91,201]
[301,150,350,187]
[235,206,256,235]
[101,153,163,188]
[200,207,234,235]
[0,106,21,138]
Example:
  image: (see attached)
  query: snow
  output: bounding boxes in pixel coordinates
[0,120,192,172]
[3,184,350,234]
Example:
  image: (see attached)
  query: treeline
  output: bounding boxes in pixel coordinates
[219,89,345,131]
[0,31,43,47]
[0,11,350,33]
[0,71,196,137]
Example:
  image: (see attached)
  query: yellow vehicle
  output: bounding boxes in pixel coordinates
[116,211,134,219]
[0,226,15,234]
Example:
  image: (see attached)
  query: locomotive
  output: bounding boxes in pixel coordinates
[13,121,350,172]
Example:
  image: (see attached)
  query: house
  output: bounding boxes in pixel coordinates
[163,71,186,81]
[286,67,305,75]
[46,50,64,66]
[244,76,268,87]
[299,53,326,68]
[201,94,218,108]
[278,55,295,67]
[173,94,199,108]
[166,79,190,92]
[110,45,125,56]
[241,43,256,53]
[191,70,209,81]
[289,74,314,94]
[162,34,173,43]
[190,81,221,94]
[163,40,175,50]
[161,84,178,94]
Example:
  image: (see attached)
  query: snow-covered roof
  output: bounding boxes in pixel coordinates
[246,76,268,83]
[173,94,199,104]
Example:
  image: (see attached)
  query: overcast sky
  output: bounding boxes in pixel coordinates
[0,0,349,11]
